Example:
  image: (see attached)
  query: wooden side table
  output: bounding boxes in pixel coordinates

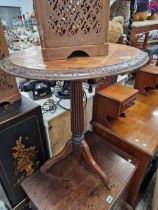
[135,65,158,95]
[93,83,138,128]
[0,43,148,209]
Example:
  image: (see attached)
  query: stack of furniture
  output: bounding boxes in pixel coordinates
[93,87,158,208]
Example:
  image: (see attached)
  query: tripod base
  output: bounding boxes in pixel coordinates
[41,138,111,190]
[22,133,136,210]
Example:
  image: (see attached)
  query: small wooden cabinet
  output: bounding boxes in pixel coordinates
[135,65,158,95]
[93,84,138,128]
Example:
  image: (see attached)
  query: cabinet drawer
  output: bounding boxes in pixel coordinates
[121,96,136,114]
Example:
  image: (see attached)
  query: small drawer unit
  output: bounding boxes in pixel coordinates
[93,84,139,128]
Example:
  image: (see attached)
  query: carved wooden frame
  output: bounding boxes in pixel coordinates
[33,0,110,60]
[0,19,20,104]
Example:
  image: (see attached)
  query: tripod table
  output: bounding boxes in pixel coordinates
[0,43,148,190]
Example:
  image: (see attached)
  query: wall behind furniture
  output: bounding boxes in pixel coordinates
[0,0,33,18]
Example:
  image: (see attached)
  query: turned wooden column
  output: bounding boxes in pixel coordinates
[70,80,84,151]
[70,80,111,189]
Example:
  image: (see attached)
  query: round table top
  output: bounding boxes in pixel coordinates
[0,44,148,81]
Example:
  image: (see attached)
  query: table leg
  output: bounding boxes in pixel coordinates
[41,80,111,189]
[40,141,73,173]
[70,80,111,189]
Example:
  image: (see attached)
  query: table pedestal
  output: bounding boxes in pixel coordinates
[41,80,111,189]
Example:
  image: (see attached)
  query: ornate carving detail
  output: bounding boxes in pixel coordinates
[47,0,102,36]
[0,49,148,81]
[0,71,13,92]
[0,48,13,93]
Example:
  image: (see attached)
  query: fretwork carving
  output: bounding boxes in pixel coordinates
[33,0,109,60]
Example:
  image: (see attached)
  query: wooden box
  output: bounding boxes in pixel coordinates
[33,0,109,60]
[93,84,138,127]
[0,19,20,105]
[0,96,49,209]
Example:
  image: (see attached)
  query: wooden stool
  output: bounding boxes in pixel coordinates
[135,66,158,95]
[93,84,138,128]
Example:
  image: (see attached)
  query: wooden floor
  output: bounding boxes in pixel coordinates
[22,133,136,210]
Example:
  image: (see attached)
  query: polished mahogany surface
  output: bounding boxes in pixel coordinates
[0,44,148,80]
[106,90,158,156]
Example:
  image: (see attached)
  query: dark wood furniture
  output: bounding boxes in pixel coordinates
[0,19,20,105]
[134,65,158,95]
[0,44,148,209]
[33,0,109,60]
[93,89,158,208]
[22,133,137,210]
[0,96,49,210]
[93,83,138,128]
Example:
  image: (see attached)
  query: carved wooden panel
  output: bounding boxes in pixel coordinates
[33,0,109,60]
[47,0,102,36]
[0,19,20,104]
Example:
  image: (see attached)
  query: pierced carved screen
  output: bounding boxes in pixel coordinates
[0,19,20,104]
[33,0,109,60]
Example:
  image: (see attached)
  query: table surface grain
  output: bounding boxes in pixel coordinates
[0,44,148,80]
